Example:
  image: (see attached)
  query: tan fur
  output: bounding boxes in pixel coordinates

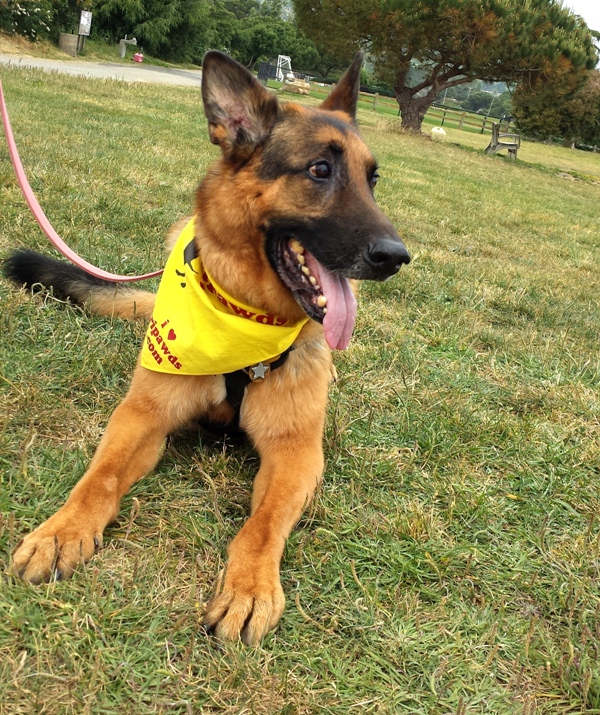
[11,52,391,645]
[83,286,156,320]
[10,124,334,647]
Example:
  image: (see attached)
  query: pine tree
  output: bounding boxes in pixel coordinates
[294,0,598,131]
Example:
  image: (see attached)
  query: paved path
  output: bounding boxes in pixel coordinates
[0,54,202,87]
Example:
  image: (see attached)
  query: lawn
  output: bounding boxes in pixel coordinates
[1,65,600,715]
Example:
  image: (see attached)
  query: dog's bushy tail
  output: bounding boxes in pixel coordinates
[3,250,156,320]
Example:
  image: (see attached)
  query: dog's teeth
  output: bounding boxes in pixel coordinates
[297,254,306,265]
[309,276,317,286]
[301,266,310,276]
[317,295,327,307]
[290,239,304,254]
[322,307,328,314]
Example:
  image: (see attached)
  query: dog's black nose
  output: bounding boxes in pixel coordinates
[365,238,411,278]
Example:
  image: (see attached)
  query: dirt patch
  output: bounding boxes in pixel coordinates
[0,31,68,59]
[557,171,577,181]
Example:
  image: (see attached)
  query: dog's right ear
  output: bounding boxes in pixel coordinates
[201,51,280,163]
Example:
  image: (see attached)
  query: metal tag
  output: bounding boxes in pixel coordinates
[249,362,270,381]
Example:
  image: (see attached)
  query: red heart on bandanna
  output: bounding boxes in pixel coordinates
[167,329,177,340]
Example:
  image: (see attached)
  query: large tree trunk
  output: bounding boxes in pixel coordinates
[395,88,433,132]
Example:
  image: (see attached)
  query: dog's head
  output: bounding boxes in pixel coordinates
[199,51,410,350]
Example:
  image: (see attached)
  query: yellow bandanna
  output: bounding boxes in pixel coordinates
[141,219,308,376]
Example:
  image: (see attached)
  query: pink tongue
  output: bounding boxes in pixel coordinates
[304,252,357,350]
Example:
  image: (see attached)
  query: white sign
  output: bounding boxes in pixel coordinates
[79,11,92,36]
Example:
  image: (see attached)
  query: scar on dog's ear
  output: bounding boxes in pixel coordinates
[201,51,280,161]
[320,50,364,120]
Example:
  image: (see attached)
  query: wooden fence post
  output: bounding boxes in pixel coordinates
[458,112,465,130]
[441,108,447,126]
[372,93,378,112]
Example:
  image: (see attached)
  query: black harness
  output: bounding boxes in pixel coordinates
[224,346,294,415]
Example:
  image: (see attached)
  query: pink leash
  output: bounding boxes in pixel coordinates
[0,78,163,282]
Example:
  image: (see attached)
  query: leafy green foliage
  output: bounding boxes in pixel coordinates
[289,0,362,76]
[295,0,599,131]
[51,0,91,37]
[460,89,512,118]
[0,0,56,41]
[227,12,320,69]
[92,0,209,62]
[0,0,92,41]
[514,70,600,146]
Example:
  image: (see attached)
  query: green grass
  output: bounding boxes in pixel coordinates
[1,66,600,714]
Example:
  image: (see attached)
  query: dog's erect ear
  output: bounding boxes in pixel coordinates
[201,51,280,162]
[320,51,364,119]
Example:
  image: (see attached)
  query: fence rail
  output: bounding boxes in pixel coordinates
[308,82,516,135]
[427,104,517,134]
[271,75,517,135]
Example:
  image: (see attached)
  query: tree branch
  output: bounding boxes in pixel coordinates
[436,75,474,91]
[409,64,465,96]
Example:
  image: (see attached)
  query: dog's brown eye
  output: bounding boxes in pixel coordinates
[308,161,331,180]
[370,171,380,188]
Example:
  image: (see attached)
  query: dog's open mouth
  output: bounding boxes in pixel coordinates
[276,238,357,350]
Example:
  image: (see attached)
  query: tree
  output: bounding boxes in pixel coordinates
[228,13,320,69]
[0,0,54,40]
[292,0,361,76]
[93,0,228,63]
[463,90,497,114]
[0,0,91,42]
[202,1,238,55]
[492,91,513,119]
[513,70,600,146]
[294,0,599,131]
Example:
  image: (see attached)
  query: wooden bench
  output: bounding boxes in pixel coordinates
[484,122,521,159]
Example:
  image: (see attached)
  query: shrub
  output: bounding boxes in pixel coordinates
[0,0,53,41]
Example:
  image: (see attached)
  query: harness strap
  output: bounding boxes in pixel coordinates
[224,347,293,415]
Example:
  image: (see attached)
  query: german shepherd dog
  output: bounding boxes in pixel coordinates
[3,51,410,644]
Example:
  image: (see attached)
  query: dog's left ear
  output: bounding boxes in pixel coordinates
[320,50,364,120]
[201,51,280,162]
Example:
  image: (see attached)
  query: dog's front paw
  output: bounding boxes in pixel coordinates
[203,560,285,645]
[11,512,102,584]
[329,362,338,384]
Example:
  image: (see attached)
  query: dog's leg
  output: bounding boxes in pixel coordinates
[204,350,329,645]
[11,369,220,583]
[204,435,324,645]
